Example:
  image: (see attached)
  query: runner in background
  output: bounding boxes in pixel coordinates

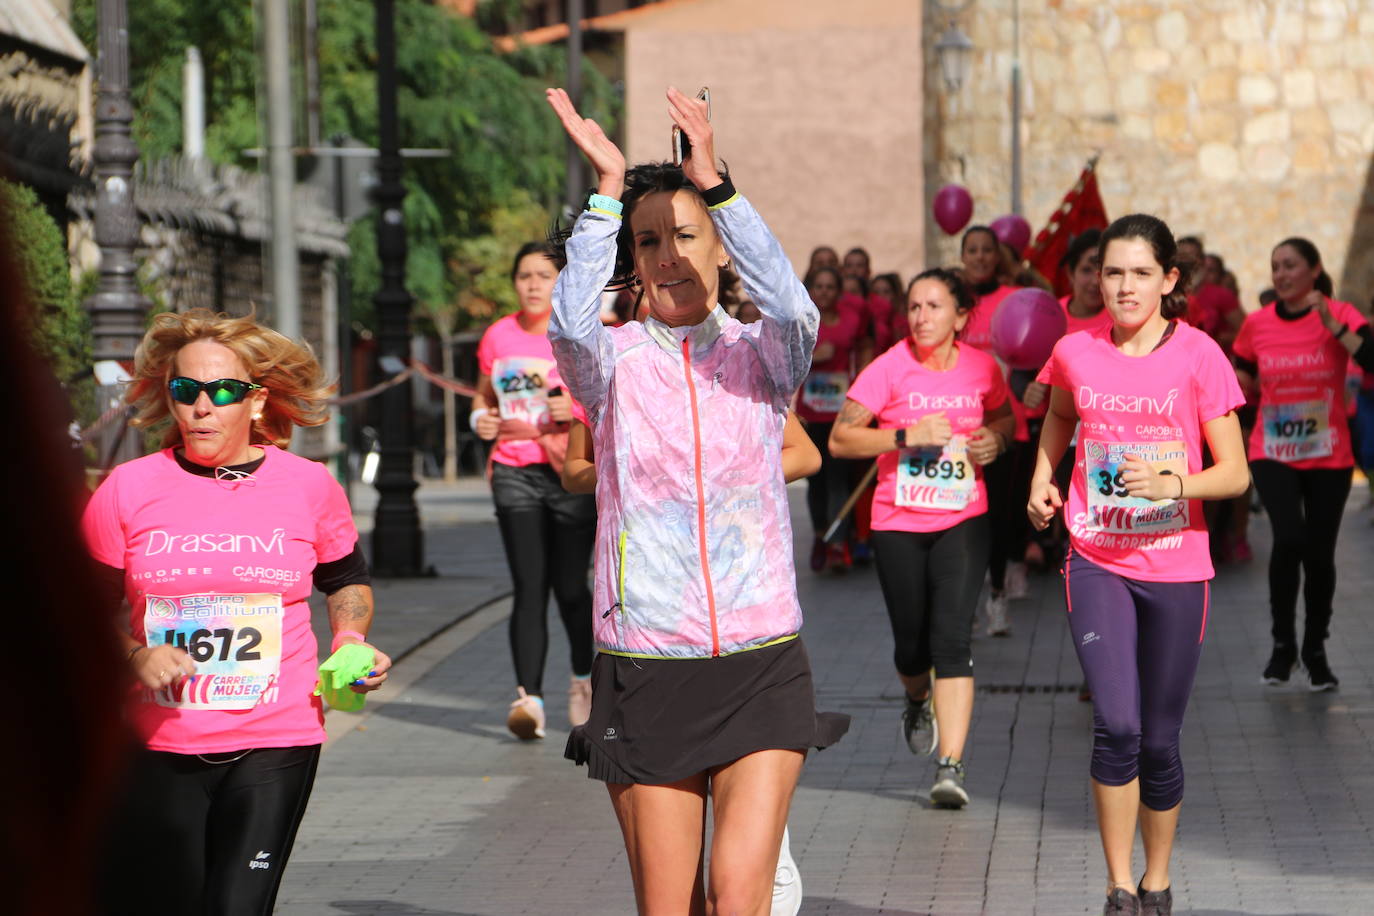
[1233,237,1374,691]
[1023,229,1111,570]
[957,225,1027,635]
[473,242,597,739]
[1355,294,1374,518]
[871,272,903,355]
[800,266,868,572]
[1029,214,1248,916]
[83,309,391,915]
[831,267,1013,809]
[808,245,840,274]
[1177,236,1253,564]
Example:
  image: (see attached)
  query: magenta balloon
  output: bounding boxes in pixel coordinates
[933,185,974,235]
[991,287,1067,369]
[991,214,1032,256]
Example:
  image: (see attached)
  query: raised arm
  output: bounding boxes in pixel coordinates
[667,86,819,397]
[545,88,625,416]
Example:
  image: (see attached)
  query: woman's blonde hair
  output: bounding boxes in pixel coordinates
[127,308,334,448]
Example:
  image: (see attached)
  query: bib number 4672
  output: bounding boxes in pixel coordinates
[162,627,262,663]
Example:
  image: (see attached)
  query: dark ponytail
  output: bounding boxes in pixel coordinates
[1098,214,1190,320]
[1274,236,1333,297]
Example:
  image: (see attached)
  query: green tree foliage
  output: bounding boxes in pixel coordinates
[71,0,618,331]
[0,179,88,383]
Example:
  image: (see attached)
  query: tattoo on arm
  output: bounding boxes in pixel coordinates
[327,584,374,630]
[835,399,875,428]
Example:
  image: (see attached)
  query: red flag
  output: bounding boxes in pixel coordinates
[1027,157,1108,298]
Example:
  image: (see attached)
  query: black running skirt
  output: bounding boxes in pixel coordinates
[564,636,849,785]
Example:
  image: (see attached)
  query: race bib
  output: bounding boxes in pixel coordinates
[801,371,849,415]
[895,436,976,511]
[1261,399,1332,461]
[143,593,284,710]
[492,356,554,427]
[1083,439,1188,535]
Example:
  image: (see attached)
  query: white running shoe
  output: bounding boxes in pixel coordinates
[568,676,593,728]
[771,826,802,916]
[1005,561,1029,600]
[985,591,1011,637]
[507,687,546,739]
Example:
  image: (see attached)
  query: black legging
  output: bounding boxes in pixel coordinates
[101,745,320,916]
[983,440,1033,591]
[492,462,596,695]
[805,420,852,541]
[870,515,990,678]
[1249,460,1352,650]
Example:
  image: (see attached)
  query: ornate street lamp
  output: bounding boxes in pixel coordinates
[370,0,426,577]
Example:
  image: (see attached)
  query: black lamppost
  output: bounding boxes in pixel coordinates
[88,0,151,466]
[370,0,426,576]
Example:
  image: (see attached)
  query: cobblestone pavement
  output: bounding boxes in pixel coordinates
[282,481,1374,915]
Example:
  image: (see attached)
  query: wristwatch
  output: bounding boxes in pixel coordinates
[894,428,907,449]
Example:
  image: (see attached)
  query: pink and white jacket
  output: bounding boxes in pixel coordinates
[550,192,818,659]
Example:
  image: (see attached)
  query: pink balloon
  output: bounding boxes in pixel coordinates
[991,287,1067,369]
[991,214,1032,256]
[933,185,973,236]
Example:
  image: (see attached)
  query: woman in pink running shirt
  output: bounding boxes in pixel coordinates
[799,265,867,572]
[958,226,1028,634]
[473,241,597,740]
[82,309,391,915]
[1233,237,1374,691]
[1028,214,1249,916]
[831,267,1014,810]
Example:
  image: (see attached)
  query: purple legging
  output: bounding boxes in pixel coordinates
[1064,550,1208,811]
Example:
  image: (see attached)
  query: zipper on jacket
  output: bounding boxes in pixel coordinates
[602,530,630,620]
[681,338,720,656]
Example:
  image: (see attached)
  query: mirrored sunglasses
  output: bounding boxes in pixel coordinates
[168,377,262,407]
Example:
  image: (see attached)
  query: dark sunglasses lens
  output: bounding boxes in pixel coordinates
[169,378,201,404]
[207,380,247,406]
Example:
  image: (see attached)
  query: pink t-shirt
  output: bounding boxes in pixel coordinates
[798,304,866,422]
[1038,322,1245,582]
[847,341,1009,533]
[962,284,1030,441]
[865,293,896,354]
[1059,295,1113,337]
[81,447,357,753]
[1232,299,1367,469]
[477,313,580,467]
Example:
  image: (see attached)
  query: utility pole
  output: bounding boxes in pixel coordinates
[370,0,426,577]
[88,0,150,468]
[264,0,301,339]
[564,0,584,214]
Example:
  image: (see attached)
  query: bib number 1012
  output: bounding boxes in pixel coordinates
[162,627,262,662]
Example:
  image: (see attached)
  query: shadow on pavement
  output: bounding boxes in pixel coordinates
[327,903,478,916]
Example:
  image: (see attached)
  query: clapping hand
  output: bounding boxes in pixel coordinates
[546,88,625,199]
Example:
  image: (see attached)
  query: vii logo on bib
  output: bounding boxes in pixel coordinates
[144,593,284,709]
[1083,439,1188,535]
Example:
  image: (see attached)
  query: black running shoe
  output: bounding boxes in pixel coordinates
[1137,885,1171,916]
[1103,887,1140,915]
[1261,643,1296,685]
[1303,649,1339,692]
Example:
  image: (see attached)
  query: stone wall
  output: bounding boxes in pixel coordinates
[929,0,1374,309]
[619,0,926,282]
